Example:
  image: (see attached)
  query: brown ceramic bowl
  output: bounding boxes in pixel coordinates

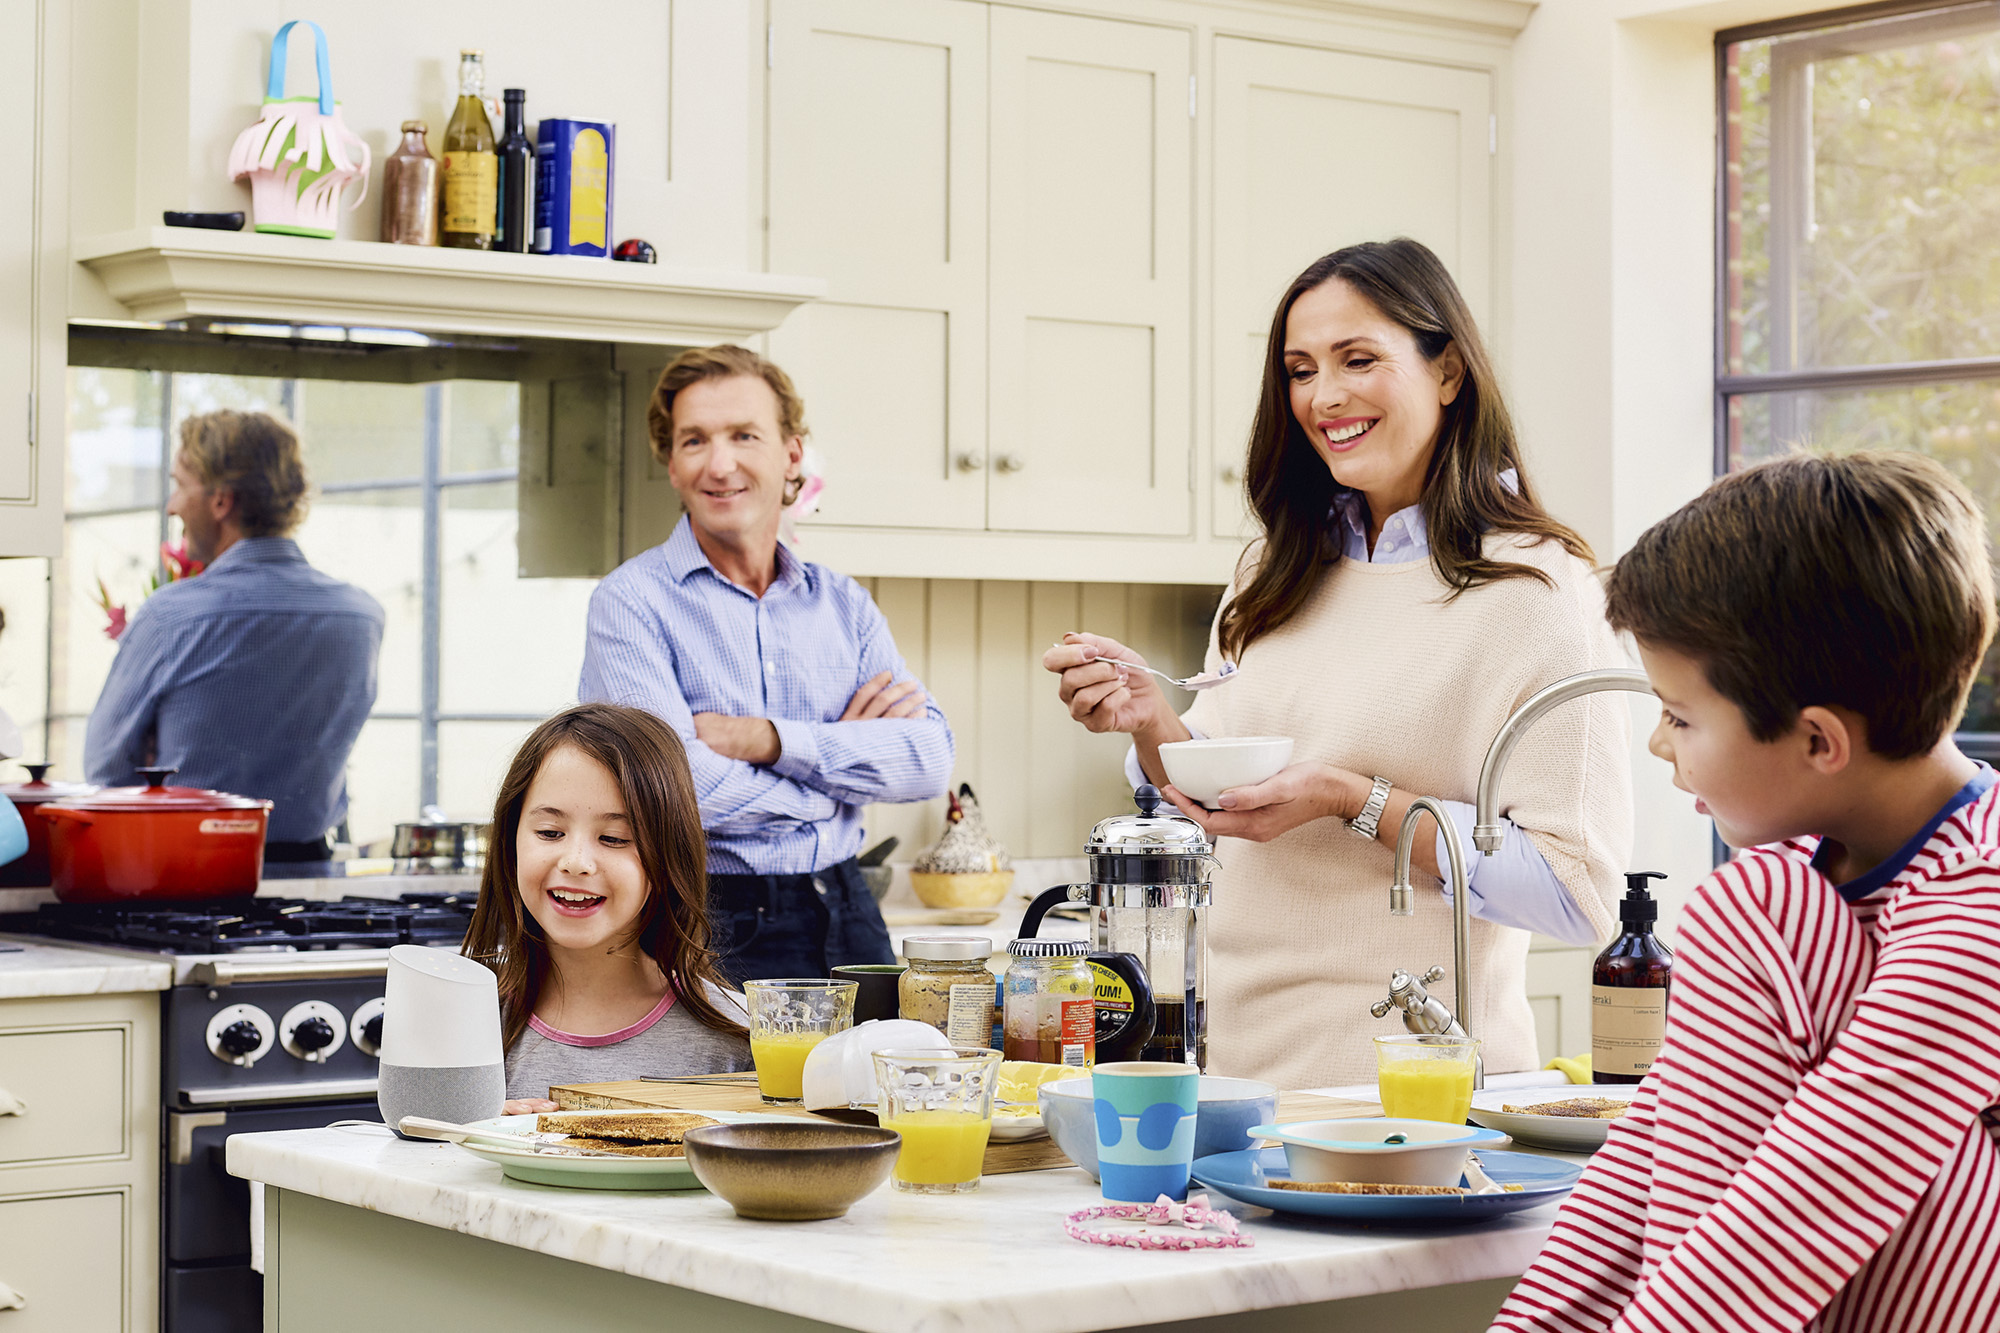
[682,1122,901,1221]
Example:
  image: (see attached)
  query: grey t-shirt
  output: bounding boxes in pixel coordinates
[504,984,753,1102]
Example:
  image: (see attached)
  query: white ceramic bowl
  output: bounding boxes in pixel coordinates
[1157,736,1294,809]
[1249,1117,1511,1187]
[1467,1086,1633,1151]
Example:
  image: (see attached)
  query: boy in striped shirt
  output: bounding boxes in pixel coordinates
[1494,453,2000,1333]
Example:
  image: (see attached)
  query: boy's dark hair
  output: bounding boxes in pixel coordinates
[1606,451,1995,760]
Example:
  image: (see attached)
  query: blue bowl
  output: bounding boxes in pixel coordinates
[1038,1075,1279,1181]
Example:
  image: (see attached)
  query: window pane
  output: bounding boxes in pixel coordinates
[0,559,51,766]
[1729,377,2000,730]
[67,367,166,514]
[293,487,425,714]
[448,379,519,474]
[344,718,421,851]
[438,720,539,825]
[1725,14,2000,372]
[294,380,428,487]
[439,482,592,714]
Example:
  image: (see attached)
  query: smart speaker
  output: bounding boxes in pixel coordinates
[377,944,506,1136]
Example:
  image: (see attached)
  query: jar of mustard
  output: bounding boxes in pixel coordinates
[898,936,995,1047]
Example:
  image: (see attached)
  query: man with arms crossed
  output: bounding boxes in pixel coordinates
[580,346,954,982]
[87,410,384,862]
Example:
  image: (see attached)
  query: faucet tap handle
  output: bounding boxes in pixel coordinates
[1370,999,1394,1019]
[1421,965,1446,987]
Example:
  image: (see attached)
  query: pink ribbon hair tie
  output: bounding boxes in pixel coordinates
[1063,1193,1254,1251]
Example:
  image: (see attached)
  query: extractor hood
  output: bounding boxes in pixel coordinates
[75,227,824,345]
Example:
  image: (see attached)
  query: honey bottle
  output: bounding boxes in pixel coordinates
[1592,870,1673,1085]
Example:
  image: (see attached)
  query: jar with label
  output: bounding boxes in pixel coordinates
[898,937,995,1048]
[1002,939,1096,1069]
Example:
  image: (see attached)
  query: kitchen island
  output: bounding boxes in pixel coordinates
[229,1119,1571,1332]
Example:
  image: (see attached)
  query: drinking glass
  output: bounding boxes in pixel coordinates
[872,1046,1001,1194]
[744,979,857,1103]
[1374,1034,1480,1123]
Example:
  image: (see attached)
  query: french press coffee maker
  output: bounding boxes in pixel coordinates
[1019,784,1216,1069]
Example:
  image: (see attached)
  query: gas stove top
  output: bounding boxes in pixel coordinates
[1,892,476,956]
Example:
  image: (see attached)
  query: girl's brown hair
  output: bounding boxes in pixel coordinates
[462,703,744,1047]
[1218,238,1592,662]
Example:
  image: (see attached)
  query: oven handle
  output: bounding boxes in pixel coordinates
[181,1077,379,1106]
[191,957,390,985]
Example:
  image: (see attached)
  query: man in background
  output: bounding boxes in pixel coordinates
[86,410,384,862]
[580,345,954,982]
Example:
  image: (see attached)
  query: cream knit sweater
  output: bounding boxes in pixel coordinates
[1181,533,1634,1089]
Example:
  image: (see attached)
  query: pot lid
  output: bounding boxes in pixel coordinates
[2,762,97,802]
[49,766,271,813]
[1084,784,1212,857]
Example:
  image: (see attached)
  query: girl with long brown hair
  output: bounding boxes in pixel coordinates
[1045,238,1634,1088]
[461,703,750,1114]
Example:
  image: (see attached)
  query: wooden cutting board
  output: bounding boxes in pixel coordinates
[549,1076,1381,1175]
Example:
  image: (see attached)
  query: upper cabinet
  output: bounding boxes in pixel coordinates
[760,0,1511,583]
[1,0,67,558]
[1209,39,1494,542]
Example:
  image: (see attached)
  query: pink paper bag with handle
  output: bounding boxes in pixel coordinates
[228,20,370,238]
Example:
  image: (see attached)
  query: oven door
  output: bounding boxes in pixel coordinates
[165,1099,377,1332]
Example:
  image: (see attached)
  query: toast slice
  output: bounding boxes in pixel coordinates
[560,1137,689,1157]
[1269,1178,1525,1196]
[534,1110,719,1144]
[1503,1097,1629,1120]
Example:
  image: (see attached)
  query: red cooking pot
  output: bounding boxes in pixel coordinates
[1,763,98,888]
[40,767,272,902]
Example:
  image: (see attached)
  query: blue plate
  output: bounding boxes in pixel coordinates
[1191,1147,1580,1223]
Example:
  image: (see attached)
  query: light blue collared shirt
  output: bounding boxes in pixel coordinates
[578,517,955,876]
[1131,470,1599,945]
[85,537,384,843]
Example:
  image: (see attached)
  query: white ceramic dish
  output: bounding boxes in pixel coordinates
[989,1104,1047,1141]
[452,1110,789,1190]
[1157,736,1294,808]
[1249,1117,1510,1187]
[1467,1086,1633,1151]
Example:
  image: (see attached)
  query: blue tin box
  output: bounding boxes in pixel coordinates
[533,118,615,257]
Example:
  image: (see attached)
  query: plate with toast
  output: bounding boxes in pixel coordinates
[1466,1087,1635,1151]
[455,1108,791,1190]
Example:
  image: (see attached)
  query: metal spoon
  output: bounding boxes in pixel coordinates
[1089,654,1240,692]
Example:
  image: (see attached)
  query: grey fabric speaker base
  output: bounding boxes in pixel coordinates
[378,1061,506,1137]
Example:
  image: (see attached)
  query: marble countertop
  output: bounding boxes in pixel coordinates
[229,1120,1569,1333]
[0,936,174,998]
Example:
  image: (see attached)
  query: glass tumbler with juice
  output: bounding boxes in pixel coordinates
[745,979,857,1103]
[1374,1034,1479,1123]
[873,1046,1002,1193]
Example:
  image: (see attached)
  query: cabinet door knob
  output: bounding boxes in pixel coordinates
[0,1277,24,1310]
[1219,464,1242,485]
[954,452,986,473]
[995,454,1026,474]
[0,1085,23,1117]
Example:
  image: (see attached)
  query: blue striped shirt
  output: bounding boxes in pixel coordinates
[578,517,955,875]
[85,537,384,842]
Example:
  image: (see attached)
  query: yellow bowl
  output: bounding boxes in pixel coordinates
[909,869,1015,909]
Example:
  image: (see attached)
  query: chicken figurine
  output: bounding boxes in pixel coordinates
[909,783,1015,909]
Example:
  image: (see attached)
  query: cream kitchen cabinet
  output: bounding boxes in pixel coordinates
[0,0,67,559]
[0,992,161,1332]
[1209,37,1496,542]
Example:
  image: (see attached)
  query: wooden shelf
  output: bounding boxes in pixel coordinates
[74,228,825,346]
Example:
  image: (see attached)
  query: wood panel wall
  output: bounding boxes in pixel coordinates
[853,579,1222,861]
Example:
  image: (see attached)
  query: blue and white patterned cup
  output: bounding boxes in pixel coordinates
[1091,1062,1199,1202]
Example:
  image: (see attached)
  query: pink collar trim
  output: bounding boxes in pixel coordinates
[528,990,676,1047]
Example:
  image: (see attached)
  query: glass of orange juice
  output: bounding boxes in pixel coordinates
[1374,1034,1480,1123]
[872,1046,1001,1194]
[744,979,857,1103]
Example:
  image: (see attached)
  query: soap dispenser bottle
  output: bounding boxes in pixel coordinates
[1592,870,1673,1085]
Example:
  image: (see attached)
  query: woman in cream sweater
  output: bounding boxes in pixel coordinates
[1046,239,1633,1089]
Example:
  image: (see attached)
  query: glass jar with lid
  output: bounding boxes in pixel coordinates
[898,936,995,1047]
[1002,939,1096,1068]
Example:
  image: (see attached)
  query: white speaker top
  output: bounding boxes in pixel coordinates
[381,944,504,1069]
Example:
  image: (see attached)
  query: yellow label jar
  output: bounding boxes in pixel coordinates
[899,936,995,1047]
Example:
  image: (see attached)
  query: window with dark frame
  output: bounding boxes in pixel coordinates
[1717,0,2000,753]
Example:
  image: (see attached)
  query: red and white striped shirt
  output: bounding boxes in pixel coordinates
[1493,780,2000,1333]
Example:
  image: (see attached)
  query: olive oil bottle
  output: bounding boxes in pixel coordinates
[1592,870,1674,1084]
[440,50,497,250]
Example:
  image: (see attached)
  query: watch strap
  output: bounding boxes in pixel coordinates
[1347,776,1393,840]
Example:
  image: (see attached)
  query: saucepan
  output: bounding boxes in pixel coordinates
[1,763,98,888]
[39,767,271,902]
[390,806,488,870]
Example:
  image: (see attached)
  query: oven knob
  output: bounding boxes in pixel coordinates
[205,1004,276,1068]
[349,996,387,1058]
[278,1001,348,1063]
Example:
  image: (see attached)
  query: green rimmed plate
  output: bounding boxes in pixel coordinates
[453,1110,792,1190]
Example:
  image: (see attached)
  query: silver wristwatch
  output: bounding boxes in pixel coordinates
[1347,776,1393,840]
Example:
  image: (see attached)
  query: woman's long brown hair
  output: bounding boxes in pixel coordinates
[462,703,745,1048]
[1218,238,1592,662]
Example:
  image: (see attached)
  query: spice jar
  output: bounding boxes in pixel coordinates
[1003,939,1095,1069]
[898,936,995,1047]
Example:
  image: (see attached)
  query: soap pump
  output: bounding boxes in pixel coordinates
[1591,870,1673,1085]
